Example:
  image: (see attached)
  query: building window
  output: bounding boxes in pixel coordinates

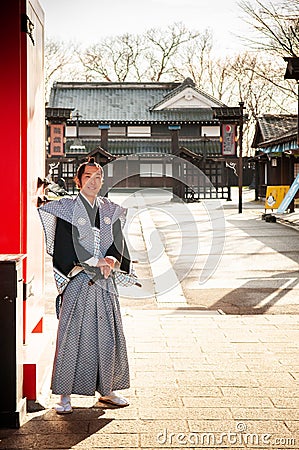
[140,163,163,177]
[127,126,151,137]
[110,126,126,136]
[62,162,76,178]
[107,164,113,177]
[201,126,220,137]
[80,127,100,136]
[65,126,77,137]
[165,164,172,177]
[294,163,299,177]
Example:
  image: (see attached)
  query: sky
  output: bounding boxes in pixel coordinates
[39,0,252,55]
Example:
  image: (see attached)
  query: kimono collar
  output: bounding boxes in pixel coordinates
[79,192,98,209]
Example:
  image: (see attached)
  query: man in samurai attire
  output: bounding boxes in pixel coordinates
[38,157,131,413]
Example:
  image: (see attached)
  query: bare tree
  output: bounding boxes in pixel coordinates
[45,39,74,99]
[79,23,203,82]
[237,0,298,101]
[171,28,213,85]
[235,0,299,133]
[79,33,148,82]
[238,0,299,57]
[44,38,88,100]
[144,22,202,81]
[220,51,298,154]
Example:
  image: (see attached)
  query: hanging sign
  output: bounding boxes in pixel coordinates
[49,124,64,156]
[221,124,236,156]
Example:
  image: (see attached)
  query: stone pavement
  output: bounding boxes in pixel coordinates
[118,188,299,315]
[1,311,299,449]
[0,188,299,449]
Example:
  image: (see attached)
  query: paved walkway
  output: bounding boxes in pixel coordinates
[1,311,298,449]
[0,189,299,449]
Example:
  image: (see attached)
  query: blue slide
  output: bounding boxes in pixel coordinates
[277,174,299,213]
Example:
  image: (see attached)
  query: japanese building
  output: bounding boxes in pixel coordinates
[252,114,298,201]
[46,78,245,199]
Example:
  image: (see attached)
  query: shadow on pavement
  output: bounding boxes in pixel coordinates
[208,270,299,315]
[0,407,111,449]
[225,217,299,266]
[209,215,299,314]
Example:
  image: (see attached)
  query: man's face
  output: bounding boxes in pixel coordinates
[80,165,103,197]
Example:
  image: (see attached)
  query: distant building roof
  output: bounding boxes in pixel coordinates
[252,114,297,148]
[48,79,227,124]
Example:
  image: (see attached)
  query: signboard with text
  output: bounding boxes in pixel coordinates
[221,124,236,156]
[49,123,64,156]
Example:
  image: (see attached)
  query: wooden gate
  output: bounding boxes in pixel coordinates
[183,158,229,201]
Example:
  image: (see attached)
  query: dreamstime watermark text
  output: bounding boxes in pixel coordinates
[157,423,296,447]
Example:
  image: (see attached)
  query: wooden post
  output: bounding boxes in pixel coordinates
[99,124,110,150]
[238,102,244,214]
[169,127,180,154]
[168,125,181,200]
[255,159,259,201]
[297,81,299,147]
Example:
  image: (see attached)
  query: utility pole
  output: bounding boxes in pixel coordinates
[70,111,85,151]
[74,111,81,138]
[238,101,244,214]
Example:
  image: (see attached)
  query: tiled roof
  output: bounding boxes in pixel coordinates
[49,80,224,123]
[252,114,297,148]
[66,138,221,157]
[259,127,297,147]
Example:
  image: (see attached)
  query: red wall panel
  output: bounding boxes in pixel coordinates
[0,0,45,340]
[0,1,22,253]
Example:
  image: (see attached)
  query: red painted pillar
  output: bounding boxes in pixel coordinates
[0,1,23,253]
[0,0,47,402]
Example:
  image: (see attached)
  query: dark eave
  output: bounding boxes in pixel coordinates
[67,119,220,126]
[51,81,180,90]
[46,106,74,120]
[65,137,221,157]
[212,106,248,122]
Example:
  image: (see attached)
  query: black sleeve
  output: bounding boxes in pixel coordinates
[53,218,93,276]
[105,219,131,273]
[120,238,131,274]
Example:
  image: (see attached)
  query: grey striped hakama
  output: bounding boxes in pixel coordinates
[52,271,130,396]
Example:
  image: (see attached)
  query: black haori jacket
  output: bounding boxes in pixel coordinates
[38,194,131,294]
